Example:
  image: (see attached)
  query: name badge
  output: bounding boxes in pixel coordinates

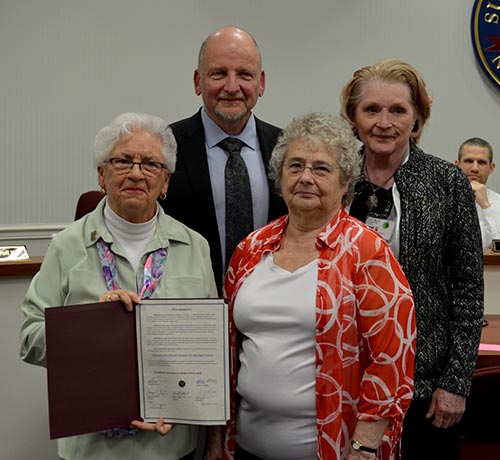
[365,215,396,242]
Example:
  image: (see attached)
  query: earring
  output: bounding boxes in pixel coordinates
[159,192,167,200]
[100,187,106,195]
[352,126,360,141]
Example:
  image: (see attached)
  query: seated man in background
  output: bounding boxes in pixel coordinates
[456,137,500,249]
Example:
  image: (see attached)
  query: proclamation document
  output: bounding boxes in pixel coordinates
[136,298,230,425]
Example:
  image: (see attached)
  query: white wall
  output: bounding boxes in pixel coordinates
[1,276,58,460]
[1,2,500,458]
[1,0,500,236]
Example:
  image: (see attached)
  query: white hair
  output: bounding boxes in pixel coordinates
[94,112,177,172]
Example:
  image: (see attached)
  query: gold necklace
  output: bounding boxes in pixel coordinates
[364,165,394,211]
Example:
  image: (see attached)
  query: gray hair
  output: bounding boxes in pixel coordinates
[269,112,361,206]
[458,137,494,163]
[94,112,177,173]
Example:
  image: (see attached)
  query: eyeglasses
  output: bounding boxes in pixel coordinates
[104,158,167,175]
[285,160,339,178]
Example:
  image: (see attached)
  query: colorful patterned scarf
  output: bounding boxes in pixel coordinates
[96,238,168,438]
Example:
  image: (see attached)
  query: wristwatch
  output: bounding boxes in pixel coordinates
[351,439,378,454]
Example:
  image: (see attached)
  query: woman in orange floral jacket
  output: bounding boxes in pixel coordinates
[216,113,416,460]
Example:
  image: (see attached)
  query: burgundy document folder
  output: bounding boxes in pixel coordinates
[45,301,140,439]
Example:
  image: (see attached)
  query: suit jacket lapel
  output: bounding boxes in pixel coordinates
[255,117,287,221]
[255,117,275,164]
[175,111,217,217]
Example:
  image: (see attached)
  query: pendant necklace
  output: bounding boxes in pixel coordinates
[364,164,394,211]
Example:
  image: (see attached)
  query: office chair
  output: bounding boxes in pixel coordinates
[459,364,500,460]
[74,191,104,220]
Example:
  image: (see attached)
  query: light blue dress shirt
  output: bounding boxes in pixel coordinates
[201,109,270,269]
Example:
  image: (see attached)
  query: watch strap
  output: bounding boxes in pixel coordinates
[351,439,378,454]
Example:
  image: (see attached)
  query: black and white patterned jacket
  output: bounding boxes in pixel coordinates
[394,143,484,399]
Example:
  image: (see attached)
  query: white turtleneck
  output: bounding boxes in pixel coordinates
[103,199,158,271]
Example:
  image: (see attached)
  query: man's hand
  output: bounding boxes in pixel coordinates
[471,180,490,209]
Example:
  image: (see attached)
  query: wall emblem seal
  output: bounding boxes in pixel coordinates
[471,0,500,88]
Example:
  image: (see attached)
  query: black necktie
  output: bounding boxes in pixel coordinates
[219,137,254,269]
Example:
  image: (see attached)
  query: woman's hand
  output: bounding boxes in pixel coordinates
[426,388,466,429]
[130,417,174,436]
[347,419,387,460]
[99,289,141,312]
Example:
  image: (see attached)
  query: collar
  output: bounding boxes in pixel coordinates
[103,198,158,237]
[258,208,349,253]
[316,207,351,250]
[360,144,411,178]
[395,142,425,178]
[82,199,193,250]
[201,108,257,151]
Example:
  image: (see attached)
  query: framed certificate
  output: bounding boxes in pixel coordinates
[45,298,229,439]
[136,299,230,425]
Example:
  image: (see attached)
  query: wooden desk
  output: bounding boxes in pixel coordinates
[0,256,43,277]
[477,314,500,368]
[0,255,498,359]
[0,248,496,274]
[483,249,500,266]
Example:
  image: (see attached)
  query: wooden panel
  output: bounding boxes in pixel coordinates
[477,314,500,368]
[0,256,43,277]
[484,250,500,266]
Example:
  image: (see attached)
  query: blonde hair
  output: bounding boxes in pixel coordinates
[340,59,433,143]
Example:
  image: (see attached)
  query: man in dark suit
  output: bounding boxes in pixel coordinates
[161,26,286,294]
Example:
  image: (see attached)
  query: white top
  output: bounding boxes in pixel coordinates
[346,150,409,258]
[103,199,157,271]
[477,188,500,249]
[233,253,318,460]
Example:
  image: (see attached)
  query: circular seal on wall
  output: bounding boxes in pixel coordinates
[471,0,500,88]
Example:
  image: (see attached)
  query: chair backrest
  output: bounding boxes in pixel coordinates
[460,365,500,439]
[74,191,104,220]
